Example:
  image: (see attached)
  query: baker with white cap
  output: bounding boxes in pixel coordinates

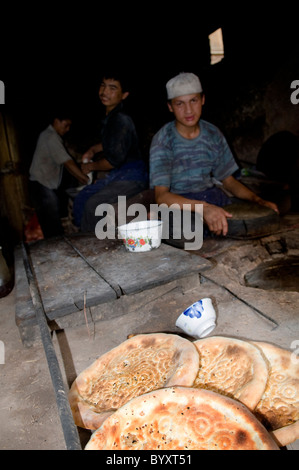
[166,72,203,100]
[165,72,206,136]
[149,72,279,247]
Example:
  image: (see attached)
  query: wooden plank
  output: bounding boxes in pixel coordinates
[15,235,211,346]
[67,234,212,295]
[14,246,41,347]
[28,237,117,319]
[0,112,29,240]
[14,246,35,323]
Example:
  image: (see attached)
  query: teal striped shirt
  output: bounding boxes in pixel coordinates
[149,120,238,194]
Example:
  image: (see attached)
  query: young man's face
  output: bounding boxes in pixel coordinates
[53,118,72,136]
[99,78,129,113]
[168,93,205,129]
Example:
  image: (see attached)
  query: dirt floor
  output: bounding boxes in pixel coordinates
[1,213,299,450]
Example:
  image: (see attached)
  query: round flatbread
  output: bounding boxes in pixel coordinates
[85,387,279,450]
[252,341,299,446]
[193,336,269,410]
[69,333,199,430]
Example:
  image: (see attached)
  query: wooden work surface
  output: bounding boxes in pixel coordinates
[23,234,211,322]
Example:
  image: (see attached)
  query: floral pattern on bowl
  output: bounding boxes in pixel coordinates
[123,236,152,251]
[118,220,163,252]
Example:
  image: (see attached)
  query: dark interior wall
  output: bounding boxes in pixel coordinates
[202,21,299,165]
[2,26,213,168]
[2,14,299,170]
[1,10,299,247]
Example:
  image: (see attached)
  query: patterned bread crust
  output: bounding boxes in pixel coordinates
[253,341,299,446]
[85,387,279,450]
[69,333,200,430]
[193,336,269,410]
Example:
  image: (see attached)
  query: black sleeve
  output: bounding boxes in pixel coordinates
[102,114,134,168]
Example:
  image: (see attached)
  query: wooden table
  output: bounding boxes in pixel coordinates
[15,234,212,347]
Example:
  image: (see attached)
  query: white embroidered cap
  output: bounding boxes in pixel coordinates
[166,73,203,100]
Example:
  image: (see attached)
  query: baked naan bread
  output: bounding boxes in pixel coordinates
[69,333,199,430]
[85,387,279,450]
[193,336,269,410]
[253,341,299,446]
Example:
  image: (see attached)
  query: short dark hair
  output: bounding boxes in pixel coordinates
[50,110,73,123]
[100,71,131,93]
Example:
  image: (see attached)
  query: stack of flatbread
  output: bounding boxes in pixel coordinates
[68,333,299,450]
[252,341,299,447]
[85,387,278,450]
[193,336,299,447]
[69,333,199,430]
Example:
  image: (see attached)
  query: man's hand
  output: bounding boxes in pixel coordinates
[81,162,95,174]
[255,198,279,214]
[154,185,233,236]
[203,203,233,236]
[222,175,279,214]
[81,149,94,162]
[64,159,89,185]
[82,143,104,163]
[81,158,114,173]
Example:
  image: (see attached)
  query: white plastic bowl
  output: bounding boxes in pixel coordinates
[118,220,163,252]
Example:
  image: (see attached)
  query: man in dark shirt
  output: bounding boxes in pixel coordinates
[73,73,148,232]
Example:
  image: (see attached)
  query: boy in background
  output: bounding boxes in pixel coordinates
[29,113,89,238]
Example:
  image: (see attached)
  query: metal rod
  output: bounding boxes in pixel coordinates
[21,242,82,450]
